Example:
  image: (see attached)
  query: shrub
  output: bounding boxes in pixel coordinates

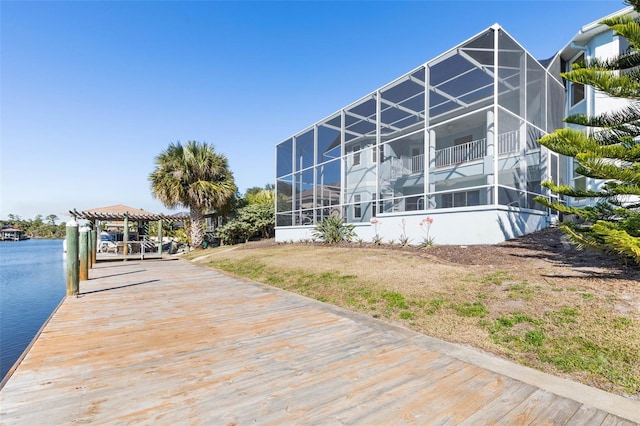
[312,216,356,244]
[216,220,254,245]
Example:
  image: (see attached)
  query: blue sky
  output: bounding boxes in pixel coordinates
[0,0,625,221]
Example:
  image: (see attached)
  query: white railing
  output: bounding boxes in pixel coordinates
[99,235,160,259]
[435,138,487,168]
[412,153,424,173]
[381,131,522,177]
[433,131,521,168]
[498,130,519,154]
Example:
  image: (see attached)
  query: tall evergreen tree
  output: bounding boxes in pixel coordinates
[149,141,237,249]
[536,1,640,264]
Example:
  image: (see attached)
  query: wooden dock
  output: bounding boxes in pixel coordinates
[1,258,638,424]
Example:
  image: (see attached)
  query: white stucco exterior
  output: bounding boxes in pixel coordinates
[275,207,550,246]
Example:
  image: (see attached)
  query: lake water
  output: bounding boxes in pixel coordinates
[0,239,66,381]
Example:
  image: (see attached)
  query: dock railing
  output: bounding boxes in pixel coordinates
[100,236,163,260]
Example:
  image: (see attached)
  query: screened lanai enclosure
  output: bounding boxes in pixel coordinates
[275,25,566,245]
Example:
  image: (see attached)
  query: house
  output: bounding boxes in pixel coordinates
[557,5,637,209]
[274,7,634,245]
[1,226,28,241]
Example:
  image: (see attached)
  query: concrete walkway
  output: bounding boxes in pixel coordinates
[1,258,638,424]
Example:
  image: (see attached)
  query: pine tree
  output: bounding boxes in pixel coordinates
[536,0,640,264]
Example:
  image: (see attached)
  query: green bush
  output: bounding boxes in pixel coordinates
[216,220,254,245]
[215,202,275,245]
[312,216,356,244]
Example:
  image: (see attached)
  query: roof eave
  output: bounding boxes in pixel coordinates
[558,6,637,60]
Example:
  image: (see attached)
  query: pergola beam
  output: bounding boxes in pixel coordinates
[71,209,186,222]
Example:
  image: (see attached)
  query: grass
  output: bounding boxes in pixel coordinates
[455,301,488,317]
[425,298,447,315]
[481,270,513,285]
[196,243,640,397]
[380,291,409,309]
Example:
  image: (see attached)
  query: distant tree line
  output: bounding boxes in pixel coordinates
[1,214,67,239]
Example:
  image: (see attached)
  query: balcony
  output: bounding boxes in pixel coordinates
[435,138,487,168]
[434,131,520,168]
[383,131,522,179]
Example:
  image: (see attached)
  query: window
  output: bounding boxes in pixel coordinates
[372,145,378,163]
[467,190,480,206]
[372,193,377,217]
[354,194,362,218]
[352,145,361,166]
[441,193,453,208]
[454,192,466,207]
[571,83,585,106]
[570,53,585,106]
[406,196,424,211]
[440,190,480,208]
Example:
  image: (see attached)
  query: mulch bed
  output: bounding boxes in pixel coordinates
[233,227,639,280]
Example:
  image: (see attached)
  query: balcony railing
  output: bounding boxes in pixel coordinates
[382,131,523,179]
[412,153,424,173]
[435,138,487,168]
[498,131,519,155]
[434,131,520,168]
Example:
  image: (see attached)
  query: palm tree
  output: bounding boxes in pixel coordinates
[149,141,237,249]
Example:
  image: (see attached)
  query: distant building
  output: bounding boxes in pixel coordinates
[1,226,28,241]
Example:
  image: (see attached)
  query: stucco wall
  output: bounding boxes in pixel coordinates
[275,207,551,245]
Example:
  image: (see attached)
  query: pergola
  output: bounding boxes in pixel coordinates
[72,204,184,223]
[70,205,187,258]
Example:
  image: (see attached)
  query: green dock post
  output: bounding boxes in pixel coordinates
[79,226,89,281]
[66,220,79,296]
[157,219,163,255]
[123,213,129,257]
[90,228,97,267]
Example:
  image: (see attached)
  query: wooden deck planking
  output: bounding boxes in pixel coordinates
[564,404,609,426]
[1,258,639,425]
[600,416,640,426]
[458,381,538,425]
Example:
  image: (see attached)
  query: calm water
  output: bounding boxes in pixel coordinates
[0,239,65,380]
